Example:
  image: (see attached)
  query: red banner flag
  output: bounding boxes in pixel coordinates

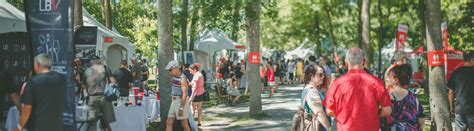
[396,24,408,51]
[441,22,450,49]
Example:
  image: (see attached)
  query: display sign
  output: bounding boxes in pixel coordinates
[75,26,97,45]
[248,52,260,64]
[235,45,246,49]
[24,0,76,129]
[396,24,408,51]
[104,36,113,43]
[428,50,445,66]
[184,51,195,64]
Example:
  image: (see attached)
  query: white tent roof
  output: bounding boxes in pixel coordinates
[82,7,135,72]
[0,0,26,33]
[194,29,245,54]
[382,39,413,59]
[83,7,129,45]
[285,40,315,59]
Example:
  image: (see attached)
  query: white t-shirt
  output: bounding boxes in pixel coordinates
[288,62,296,73]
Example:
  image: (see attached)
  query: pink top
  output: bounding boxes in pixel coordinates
[191,72,205,96]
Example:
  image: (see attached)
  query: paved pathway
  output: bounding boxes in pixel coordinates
[199,84,304,131]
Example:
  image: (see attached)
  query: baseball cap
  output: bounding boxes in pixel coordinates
[165,60,180,70]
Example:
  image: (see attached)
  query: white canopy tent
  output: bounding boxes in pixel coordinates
[81,8,135,72]
[285,40,316,60]
[194,29,245,72]
[382,39,413,60]
[0,0,26,33]
[195,29,245,54]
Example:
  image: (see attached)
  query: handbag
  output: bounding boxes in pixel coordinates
[104,83,119,101]
[291,89,323,131]
[103,65,119,101]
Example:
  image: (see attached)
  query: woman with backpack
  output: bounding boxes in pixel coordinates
[292,64,332,131]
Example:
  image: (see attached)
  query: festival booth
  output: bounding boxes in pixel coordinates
[194,29,246,76]
[78,8,135,72]
[0,4,31,127]
[0,1,31,89]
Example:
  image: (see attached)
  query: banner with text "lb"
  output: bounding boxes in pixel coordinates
[248,52,260,64]
[396,24,408,51]
[25,0,76,130]
[428,50,445,66]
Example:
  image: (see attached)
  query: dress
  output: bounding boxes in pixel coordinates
[226,79,240,96]
[296,62,304,77]
[267,65,276,86]
[390,92,424,131]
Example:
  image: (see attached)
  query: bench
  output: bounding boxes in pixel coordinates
[214,83,232,104]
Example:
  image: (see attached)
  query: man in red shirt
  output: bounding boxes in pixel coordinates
[323,47,392,131]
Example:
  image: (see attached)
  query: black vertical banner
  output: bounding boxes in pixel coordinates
[24,0,76,130]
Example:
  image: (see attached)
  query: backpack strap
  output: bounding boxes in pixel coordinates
[390,93,397,101]
[103,65,112,84]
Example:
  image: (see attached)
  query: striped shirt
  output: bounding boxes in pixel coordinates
[171,74,187,96]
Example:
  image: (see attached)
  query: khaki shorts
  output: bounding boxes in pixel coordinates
[168,96,190,120]
[87,95,116,124]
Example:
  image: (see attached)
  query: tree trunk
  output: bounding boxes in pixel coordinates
[377,0,383,77]
[231,0,241,41]
[100,0,112,29]
[361,0,371,67]
[157,0,173,128]
[425,0,452,130]
[74,0,83,31]
[189,3,199,51]
[314,12,322,58]
[324,5,337,60]
[418,0,430,96]
[181,0,189,63]
[246,0,262,116]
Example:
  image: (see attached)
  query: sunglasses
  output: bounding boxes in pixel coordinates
[316,72,324,78]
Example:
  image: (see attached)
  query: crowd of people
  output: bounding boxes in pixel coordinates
[292,47,474,131]
[0,47,472,131]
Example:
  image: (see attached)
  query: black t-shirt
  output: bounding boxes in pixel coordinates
[0,70,17,122]
[183,70,193,81]
[114,68,133,93]
[21,71,67,131]
[219,63,229,78]
[447,66,474,114]
[142,65,149,81]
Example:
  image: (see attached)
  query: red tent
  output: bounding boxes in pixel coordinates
[445,49,464,80]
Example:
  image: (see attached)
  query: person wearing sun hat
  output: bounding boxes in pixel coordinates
[165,60,192,131]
